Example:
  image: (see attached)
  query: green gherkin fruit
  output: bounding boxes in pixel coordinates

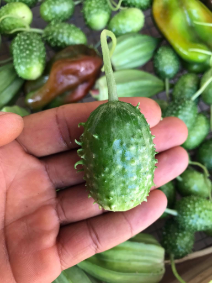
[176,168,211,198]
[75,30,156,212]
[158,182,176,218]
[83,0,111,31]
[175,196,212,232]
[40,0,75,22]
[122,0,152,10]
[162,219,194,259]
[196,139,212,171]
[163,98,198,130]
[183,113,210,150]
[172,73,200,101]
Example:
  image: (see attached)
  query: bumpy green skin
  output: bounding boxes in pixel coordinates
[108,8,145,37]
[154,99,168,117]
[175,196,212,232]
[43,22,87,48]
[200,68,212,104]
[122,0,152,10]
[172,73,200,101]
[153,46,180,80]
[158,182,176,218]
[4,0,38,7]
[183,113,210,150]
[83,0,111,31]
[176,168,211,198]
[40,0,75,22]
[0,2,33,34]
[164,98,198,130]
[76,101,156,211]
[162,219,194,259]
[196,139,212,171]
[12,32,46,80]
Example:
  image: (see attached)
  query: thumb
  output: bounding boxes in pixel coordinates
[0,112,24,146]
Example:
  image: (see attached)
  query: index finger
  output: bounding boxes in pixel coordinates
[17,97,161,157]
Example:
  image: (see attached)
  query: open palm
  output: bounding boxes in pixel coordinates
[0,98,188,283]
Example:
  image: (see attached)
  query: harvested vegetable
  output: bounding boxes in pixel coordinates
[25,45,103,110]
[0,2,33,34]
[40,0,75,22]
[91,69,164,101]
[78,233,165,283]
[12,32,46,80]
[108,8,144,37]
[83,0,111,31]
[122,0,152,10]
[75,30,156,211]
[109,33,160,70]
[183,113,210,150]
[158,182,176,218]
[4,0,38,7]
[196,139,212,171]
[1,105,30,116]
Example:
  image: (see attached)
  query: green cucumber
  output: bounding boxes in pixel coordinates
[196,139,212,171]
[4,0,38,8]
[158,182,176,218]
[40,0,75,22]
[200,68,212,104]
[91,69,164,101]
[122,0,152,10]
[43,21,87,48]
[12,32,46,80]
[162,219,194,259]
[83,0,111,30]
[176,168,211,198]
[1,105,30,116]
[109,33,160,70]
[108,8,145,37]
[0,2,32,34]
[75,30,156,211]
[183,113,210,150]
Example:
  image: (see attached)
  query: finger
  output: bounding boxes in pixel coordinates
[57,190,167,270]
[0,112,23,146]
[42,117,188,189]
[17,98,161,157]
[56,147,188,224]
[151,117,188,152]
[153,146,189,188]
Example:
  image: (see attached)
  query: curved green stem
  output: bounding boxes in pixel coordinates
[191,77,212,101]
[194,21,212,27]
[107,0,123,11]
[0,15,30,30]
[170,255,186,283]
[9,27,44,34]
[0,57,12,65]
[189,48,212,56]
[100,30,118,102]
[164,208,178,216]
[165,78,169,101]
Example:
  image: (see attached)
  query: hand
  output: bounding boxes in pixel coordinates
[0,98,188,283]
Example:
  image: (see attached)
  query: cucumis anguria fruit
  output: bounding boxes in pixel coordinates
[75,30,157,212]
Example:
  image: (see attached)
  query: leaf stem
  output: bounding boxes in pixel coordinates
[164,208,178,216]
[100,30,118,102]
[191,77,212,101]
[194,21,212,27]
[170,254,187,283]
[107,0,123,11]
[9,27,44,34]
[165,78,169,101]
[0,57,12,65]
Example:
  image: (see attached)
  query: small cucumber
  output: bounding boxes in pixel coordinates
[40,0,75,22]
[172,73,200,101]
[183,113,210,150]
[153,46,180,80]
[12,32,46,80]
[122,0,152,10]
[4,0,38,8]
[108,8,144,37]
[0,2,33,34]
[43,21,87,48]
[158,182,176,218]
[164,98,198,130]
[176,168,211,198]
[162,219,194,259]
[196,139,212,171]
[83,0,111,31]
[200,68,212,104]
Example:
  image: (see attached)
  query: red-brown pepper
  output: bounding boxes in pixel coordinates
[25,45,103,110]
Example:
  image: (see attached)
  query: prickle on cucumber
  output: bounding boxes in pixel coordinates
[75,30,157,211]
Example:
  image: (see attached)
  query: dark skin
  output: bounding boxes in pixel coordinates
[0,97,188,283]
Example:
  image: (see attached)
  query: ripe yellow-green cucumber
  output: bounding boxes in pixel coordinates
[75,30,156,211]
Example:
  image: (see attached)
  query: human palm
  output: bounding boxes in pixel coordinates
[0,98,188,283]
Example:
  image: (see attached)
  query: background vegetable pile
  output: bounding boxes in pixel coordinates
[1,0,212,282]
